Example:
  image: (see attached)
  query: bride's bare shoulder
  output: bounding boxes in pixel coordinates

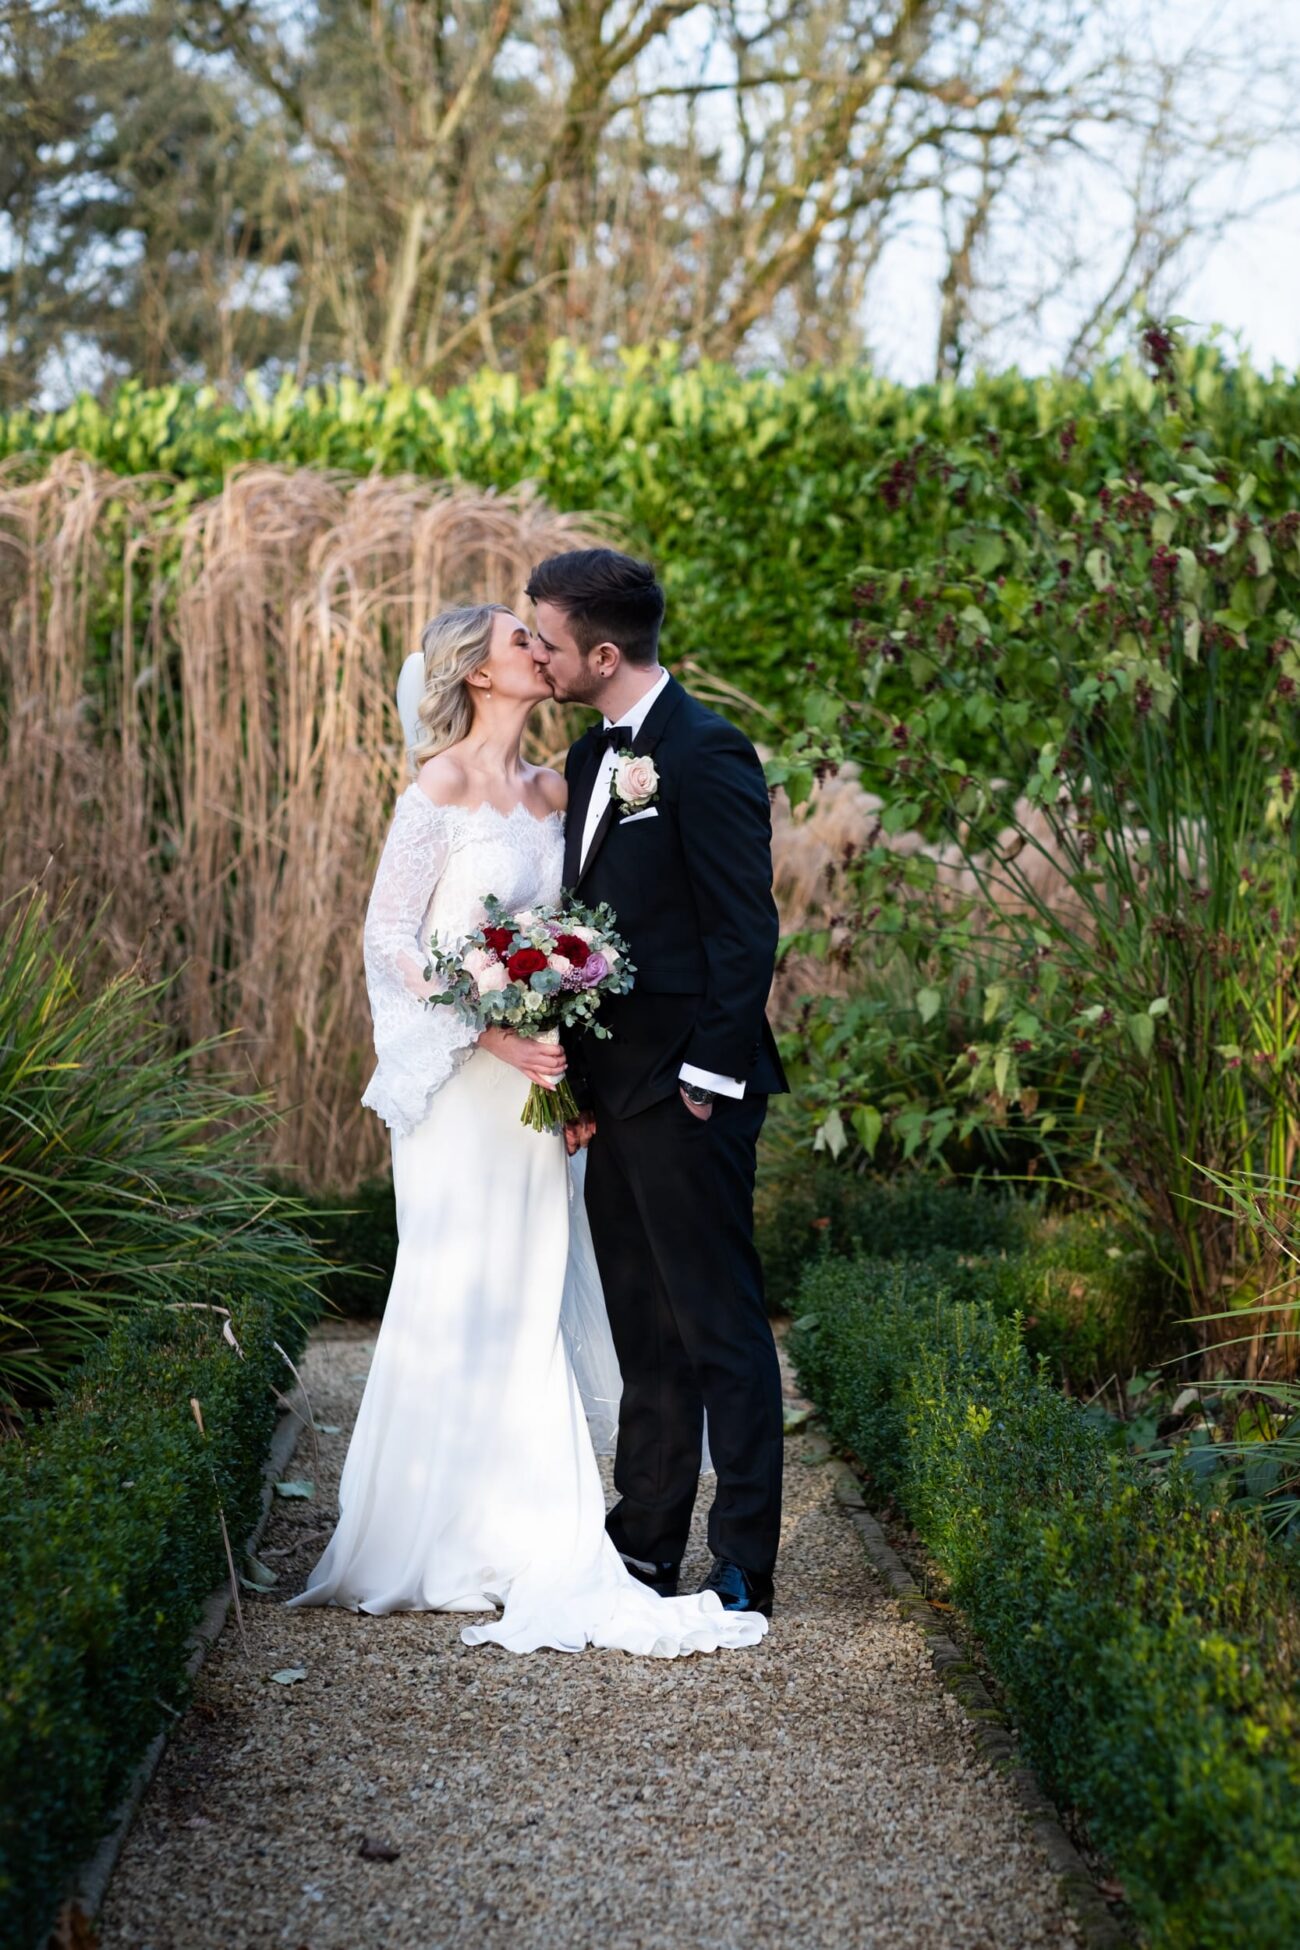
[530,765,568,814]
[414,750,469,807]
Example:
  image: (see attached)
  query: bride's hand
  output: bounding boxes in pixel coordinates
[479,1025,569,1089]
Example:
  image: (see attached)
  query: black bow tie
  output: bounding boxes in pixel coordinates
[599,724,634,753]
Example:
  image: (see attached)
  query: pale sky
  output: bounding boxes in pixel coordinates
[865,116,1300,382]
[674,0,1300,382]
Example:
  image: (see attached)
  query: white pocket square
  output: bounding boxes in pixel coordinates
[620,807,659,825]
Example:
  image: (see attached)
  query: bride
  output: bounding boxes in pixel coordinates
[287,603,766,1657]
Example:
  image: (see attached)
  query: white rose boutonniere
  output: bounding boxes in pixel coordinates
[609,751,660,817]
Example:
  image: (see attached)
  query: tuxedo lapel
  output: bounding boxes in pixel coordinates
[576,676,686,890]
[575,793,616,890]
[563,736,600,889]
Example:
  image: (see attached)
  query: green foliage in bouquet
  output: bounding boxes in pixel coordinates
[0,889,324,1417]
[774,325,1300,1364]
[423,894,634,1132]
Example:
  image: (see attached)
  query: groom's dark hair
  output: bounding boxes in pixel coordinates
[525,549,665,666]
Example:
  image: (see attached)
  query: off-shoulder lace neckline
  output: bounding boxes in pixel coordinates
[402,784,563,831]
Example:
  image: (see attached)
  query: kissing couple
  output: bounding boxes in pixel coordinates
[289,548,787,1658]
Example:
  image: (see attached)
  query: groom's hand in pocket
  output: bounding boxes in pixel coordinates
[563,1112,598,1155]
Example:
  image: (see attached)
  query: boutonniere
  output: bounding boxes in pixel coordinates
[609,751,660,818]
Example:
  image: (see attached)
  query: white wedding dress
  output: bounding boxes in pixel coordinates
[287,783,766,1657]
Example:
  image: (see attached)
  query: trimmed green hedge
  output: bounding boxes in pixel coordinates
[793,1257,1300,1948]
[753,1154,1156,1380]
[0,1289,317,1948]
[6,349,1299,721]
[754,1157,1035,1313]
[273,1175,395,1319]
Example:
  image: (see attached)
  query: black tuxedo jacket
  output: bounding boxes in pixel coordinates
[562,675,787,1120]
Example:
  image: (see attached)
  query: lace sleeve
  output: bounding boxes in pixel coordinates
[359,791,480,1137]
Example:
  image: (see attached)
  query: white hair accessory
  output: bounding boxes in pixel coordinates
[395,650,427,776]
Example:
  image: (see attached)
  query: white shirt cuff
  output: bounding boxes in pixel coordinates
[679,1063,746,1100]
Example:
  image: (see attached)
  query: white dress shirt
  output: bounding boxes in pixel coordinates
[579,668,671,872]
[580,669,744,1101]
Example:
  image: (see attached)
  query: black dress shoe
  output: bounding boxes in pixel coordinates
[618,1552,680,1598]
[697,1557,774,1617]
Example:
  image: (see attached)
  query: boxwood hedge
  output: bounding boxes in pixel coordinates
[0,1289,317,1948]
[792,1257,1300,1948]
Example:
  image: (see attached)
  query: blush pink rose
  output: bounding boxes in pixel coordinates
[615,755,658,804]
[463,946,497,980]
[546,953,573,976]
[475,962,509,994]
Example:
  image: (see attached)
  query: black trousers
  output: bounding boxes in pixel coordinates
[583,1088,783,1576]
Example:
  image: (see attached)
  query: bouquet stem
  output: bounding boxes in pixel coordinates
[522,1074,582,1133]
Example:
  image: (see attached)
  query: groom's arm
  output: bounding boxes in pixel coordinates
[676,721,780,1088]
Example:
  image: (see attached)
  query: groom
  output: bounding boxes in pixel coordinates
[528,548,786,1617]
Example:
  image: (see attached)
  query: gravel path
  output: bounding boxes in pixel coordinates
[98,1319,1081,1950]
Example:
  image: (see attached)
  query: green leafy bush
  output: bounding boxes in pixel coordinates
[754,1146,1034,1312]
[793,1258,1300,1947]
[5,344,1299,722]
[776,325,1300,1357]
[0,1289,317,1948]
[752,1114,1148,1377]
[280,1175,396,1318]
[0,889,323,1414]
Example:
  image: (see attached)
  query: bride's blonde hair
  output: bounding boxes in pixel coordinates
[410,603,514,764]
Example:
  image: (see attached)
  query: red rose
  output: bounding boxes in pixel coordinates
[553,932,590,967]
[483,925,514,956]
[507,947,547,980]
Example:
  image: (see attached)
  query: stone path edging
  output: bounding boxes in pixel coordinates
[823,1451,1130,1950]
[61,1396,307,1934]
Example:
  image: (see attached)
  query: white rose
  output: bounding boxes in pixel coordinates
[514,908,538,929]
[601,944,620,968]
[476,962,508,994]
[569,926,596,944]
[614,755,659,805]
[463,946,496,979]
[547,954,572,976]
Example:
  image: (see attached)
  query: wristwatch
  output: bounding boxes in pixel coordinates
[680,1081,717,1108]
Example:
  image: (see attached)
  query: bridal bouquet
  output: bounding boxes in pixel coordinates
[423,896,635,1132]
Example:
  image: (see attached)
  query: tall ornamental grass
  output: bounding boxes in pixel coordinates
[0,887,321,1418]
[776,326,1300,1370]
[0,459,605,1186]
